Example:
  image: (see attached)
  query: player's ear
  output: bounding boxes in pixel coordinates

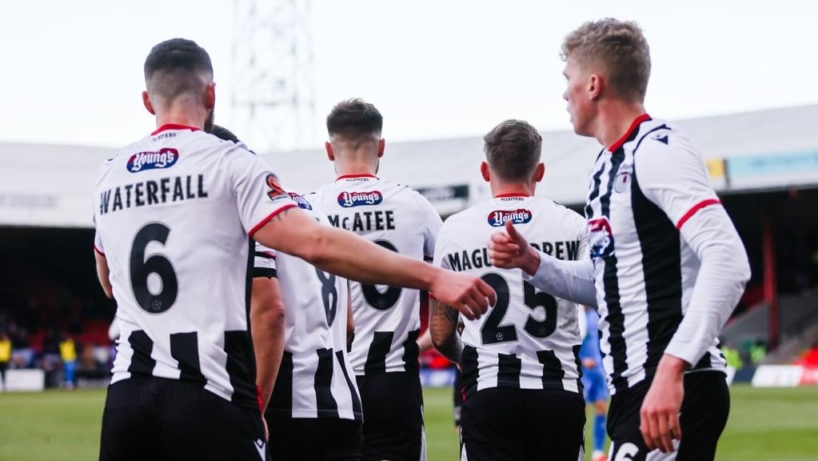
[142,91,155,115]
[588,74,602,101]
[534,163,545,182]
[325,141,335,161]
[480,162,491,182]
[205,82,216,110]
[377,138,385,158]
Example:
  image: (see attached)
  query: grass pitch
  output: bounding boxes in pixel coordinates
[0,385,816,460]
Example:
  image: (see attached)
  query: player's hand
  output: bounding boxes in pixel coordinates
[640,354,686,453]
[488,221,540,275]
[431,270,495,320]
[582,358,596,369]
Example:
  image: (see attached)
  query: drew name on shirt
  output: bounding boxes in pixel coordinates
[98,175,208,215]
[327,210,396,232]
[446,239,581,272]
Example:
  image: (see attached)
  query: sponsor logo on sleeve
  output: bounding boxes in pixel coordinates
[487,209,532,227]
[288,192,313,210]
[265,174,287,201]
[126,148,179,173]
[337,191,383,208]
[588,217,615,259]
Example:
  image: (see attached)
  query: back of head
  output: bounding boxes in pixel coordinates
[210,125,241,143]
[561,18,651,103]
[326,99,383,148]
[144,38,213,104]
[483,120,542,182]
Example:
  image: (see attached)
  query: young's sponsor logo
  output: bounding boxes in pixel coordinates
[126,148,179,173]
[487,209,532,227]
[337,191,383,207]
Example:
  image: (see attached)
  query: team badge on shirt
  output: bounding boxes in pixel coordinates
[613,163,633,193]
[337,191,383,208]
[265,174,286,201]
[126,148,179,173]
[588,217,615,259]
[487,209,532,227]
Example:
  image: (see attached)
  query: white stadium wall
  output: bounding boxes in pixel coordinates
[3,104,818,228]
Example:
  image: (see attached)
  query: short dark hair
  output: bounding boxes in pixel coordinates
[210,125,241,143]
[483,120,542,181]
[144,38,213,100]
[326,99,383,140]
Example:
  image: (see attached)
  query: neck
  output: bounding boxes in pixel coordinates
[154,101,209,131]
[334,153,379,177]
[492,182,535,198]
[593,100,647,149]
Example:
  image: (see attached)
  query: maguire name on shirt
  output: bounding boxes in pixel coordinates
[445,239,581,272]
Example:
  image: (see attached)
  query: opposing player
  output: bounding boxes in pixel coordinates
[431,120,586,461]
[488,19,751,460]
[309,99,441,461]
[581,306,609,461]
[93,39,494,461]
[212,125,364,460]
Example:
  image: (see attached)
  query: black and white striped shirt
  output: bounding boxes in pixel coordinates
[256,192,362,421]
[524,115,750,395]
[308,175,442,376]
[93,126,297,409]
[435,196,587,397]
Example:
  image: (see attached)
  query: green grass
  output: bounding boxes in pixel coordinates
[0,385,817,460]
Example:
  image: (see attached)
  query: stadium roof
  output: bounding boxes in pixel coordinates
[2,104,818,228]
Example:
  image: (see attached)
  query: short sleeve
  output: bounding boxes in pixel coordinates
[634,135,721,230]
[94,231,105,256]
[225,149,298,236]
[253,242,277,278]
[418,196,443,260]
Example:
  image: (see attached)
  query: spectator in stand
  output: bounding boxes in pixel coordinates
[59,334,77,390]
[0,332,11,390]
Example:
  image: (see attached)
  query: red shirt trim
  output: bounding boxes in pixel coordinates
[248,204,298,237]
[151,124,200,136]
[93,244,105,257]
[494,193,531,198]
[336,174,377,181]
[608,114,651,152]
[676,199,721,230]
[256,385,264,412]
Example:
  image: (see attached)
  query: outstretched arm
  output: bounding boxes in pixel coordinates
[488,220,596,306]
[253,208,495,320]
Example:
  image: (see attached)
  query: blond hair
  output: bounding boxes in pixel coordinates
[561,18,651,102]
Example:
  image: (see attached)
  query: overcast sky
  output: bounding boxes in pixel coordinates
[1,0,815,151]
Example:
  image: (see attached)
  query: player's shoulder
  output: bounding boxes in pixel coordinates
[531,197,584,224]
[633,118,699,157]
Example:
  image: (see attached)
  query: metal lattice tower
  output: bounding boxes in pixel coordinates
[231,0,316,153]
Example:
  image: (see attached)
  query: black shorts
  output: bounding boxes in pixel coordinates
[265,412,362,461]
[99,376,268,461]
[460,387,585,461]
[607,370,730,461]
[356,372,425,461]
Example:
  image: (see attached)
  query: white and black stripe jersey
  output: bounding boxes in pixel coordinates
[434,195,587,396]
[93,125,296,409]
[308,175,442,376]
[254,192,362,421]
[586,115,728,394]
